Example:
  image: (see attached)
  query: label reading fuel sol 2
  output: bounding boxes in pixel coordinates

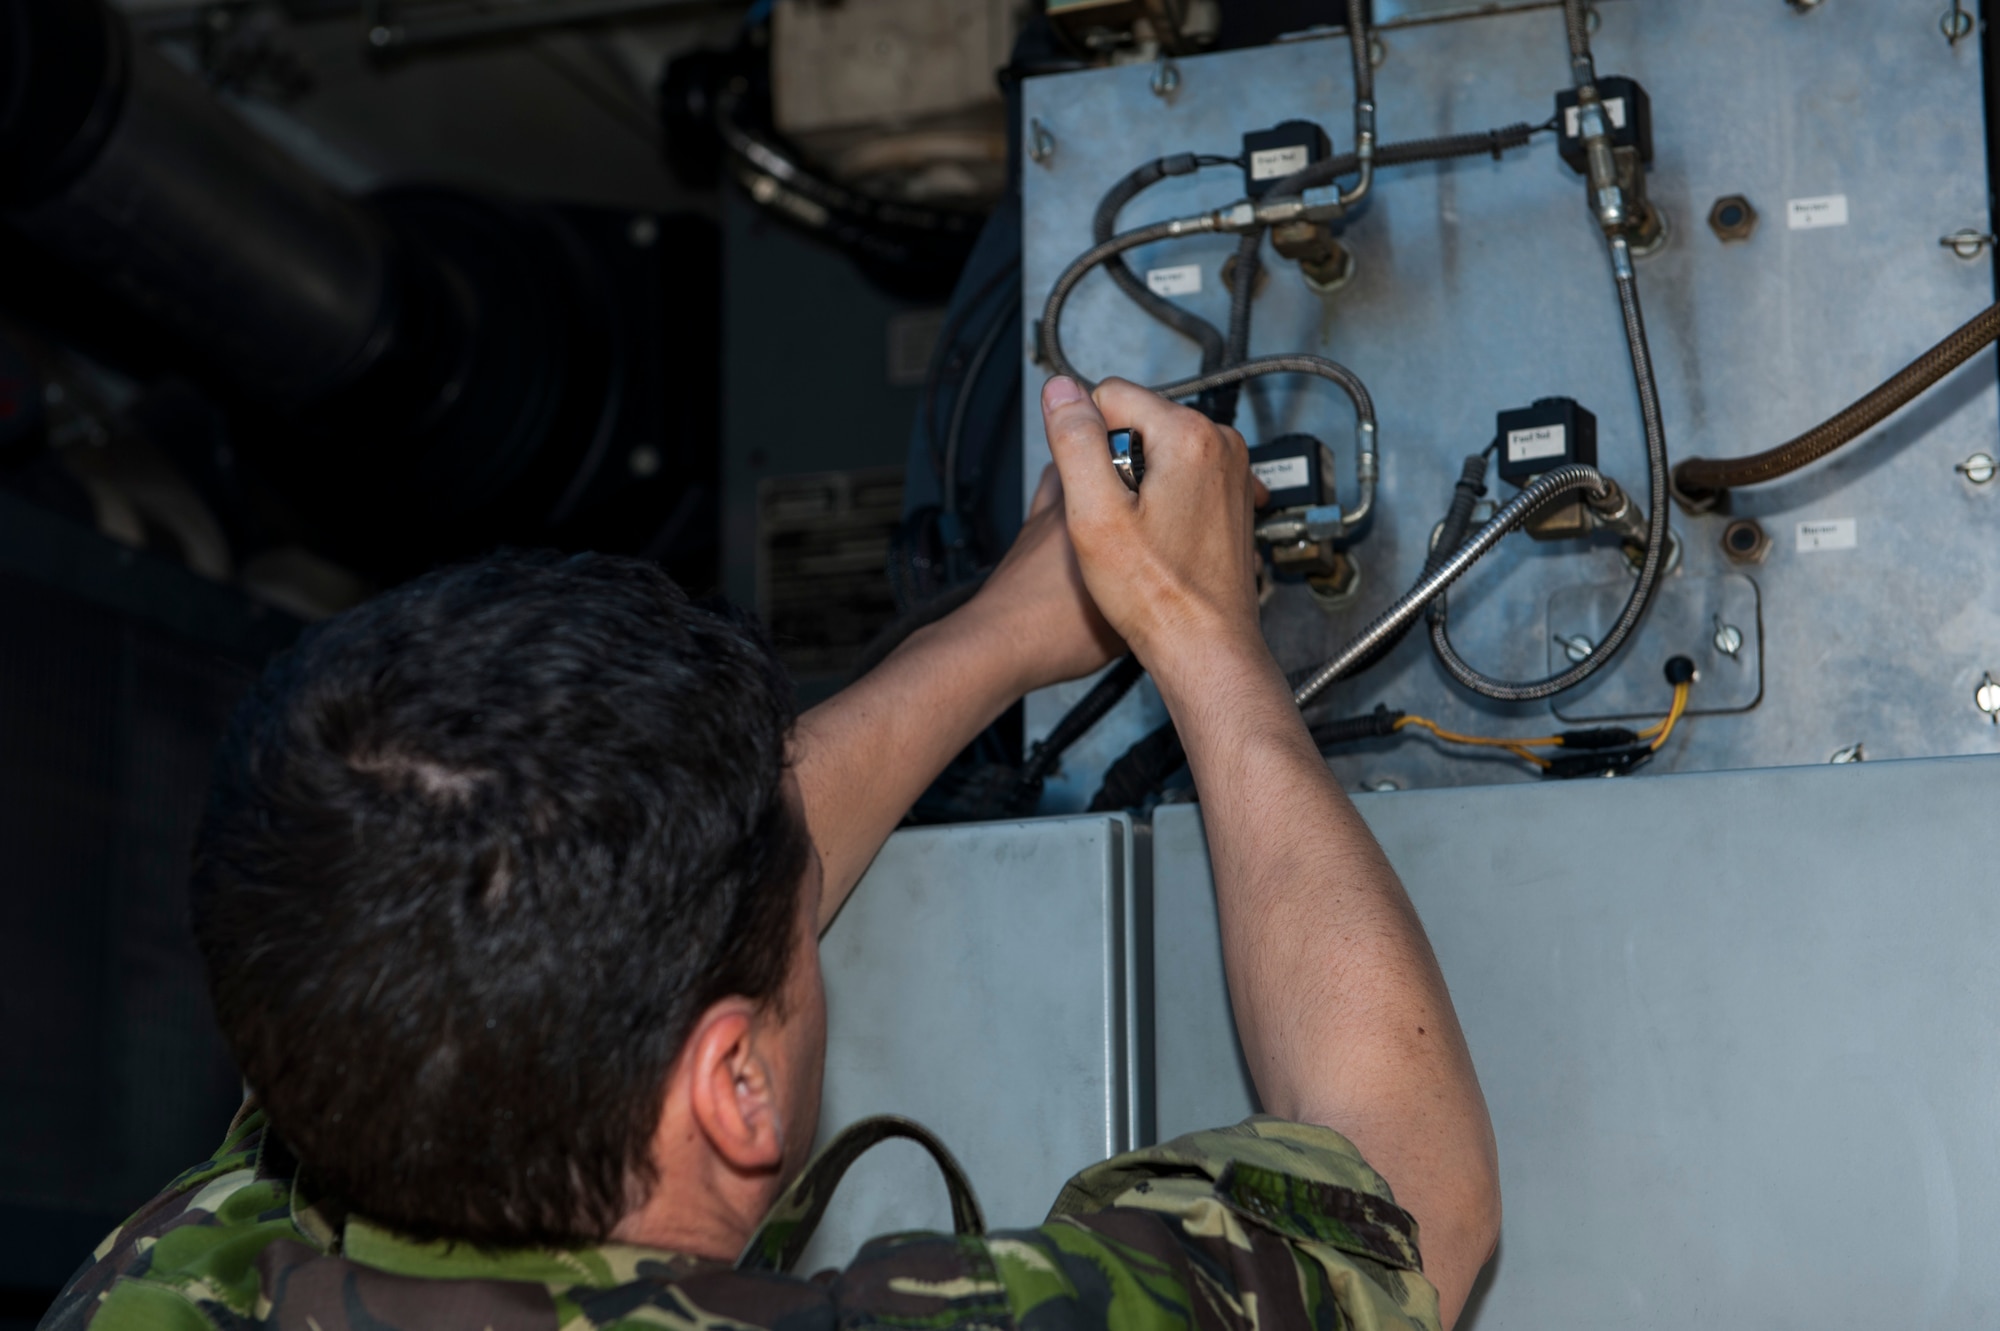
[1506,423,1568,465]
[1796,518,1857,552]
[1250,145,1311,180]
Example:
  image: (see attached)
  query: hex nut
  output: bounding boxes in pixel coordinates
[1720,517,1771,565]
[1708,194,1758,243]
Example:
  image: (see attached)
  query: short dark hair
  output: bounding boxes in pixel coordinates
[190,550,809,1246]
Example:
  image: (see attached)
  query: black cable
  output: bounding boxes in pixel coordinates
[941,295,1019,581]
[1091,154,1236,383]
[1006,655,1146,815]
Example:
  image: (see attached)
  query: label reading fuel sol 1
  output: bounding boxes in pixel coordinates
[1250,145,1311,181]
[1796,517,1857,552]
[1252,456,1311,491]
[1506,423,1568,465]
[1145,263,1202,297]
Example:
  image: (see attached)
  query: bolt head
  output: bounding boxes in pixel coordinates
[1720,517,1772,565]
[1707,194,1758,243]
[1958,452,1997,485]
[1977,675,2000,717]
[1557,634,1595,665]
[1713,622,1744,658]
[1830,742,1865,764]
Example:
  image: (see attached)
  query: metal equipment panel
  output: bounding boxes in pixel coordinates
[1152,753,2000,1327]
[800,814,1148,1271]
[1020,2,2000,803]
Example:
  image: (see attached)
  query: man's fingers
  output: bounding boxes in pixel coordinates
[1042,375,1124,511]
[1028,463,1063,516]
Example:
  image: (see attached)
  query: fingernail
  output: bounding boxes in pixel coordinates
[1043,375,1085,408]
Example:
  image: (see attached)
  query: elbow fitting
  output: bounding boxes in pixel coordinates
[1343,420,1379,531]
[1339,102,1377,207]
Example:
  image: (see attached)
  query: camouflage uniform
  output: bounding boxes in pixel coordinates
[41,1106,1440,1331]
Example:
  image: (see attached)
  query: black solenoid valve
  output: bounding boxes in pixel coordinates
[1249,433,1332,509]
[1242,120,1332,197]
[1553,76,1654,175]
[1496,397,1597,487]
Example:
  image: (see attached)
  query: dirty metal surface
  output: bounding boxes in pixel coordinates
[1019,0,2000,804]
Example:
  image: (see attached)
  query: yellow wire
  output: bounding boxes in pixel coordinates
[1394,677,1692,768]
[1648,682,1690,751]
[1394,716,1553,768]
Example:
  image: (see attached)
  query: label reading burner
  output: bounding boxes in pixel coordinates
[1506,424,1568,465]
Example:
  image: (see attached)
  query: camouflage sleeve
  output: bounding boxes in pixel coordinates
[981,1117,1442,1331]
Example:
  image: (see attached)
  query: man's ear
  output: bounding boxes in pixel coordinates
[683,997,787,1175]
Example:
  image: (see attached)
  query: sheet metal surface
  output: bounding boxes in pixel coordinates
[799,814,1148,1272]
[1153,753,2000,1327]
[1019,1,2000,804]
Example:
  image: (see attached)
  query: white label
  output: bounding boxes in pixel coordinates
[1250,145,1311,181]
[1145,263,1202,297]
[1506,424,1568,465]
[1561,96,1628,138]
[1252,457,1311,492]
[1787,194,1849,230]
[1796,518,1857,552]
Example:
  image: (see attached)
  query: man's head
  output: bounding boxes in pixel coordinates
[190,550,826,1250]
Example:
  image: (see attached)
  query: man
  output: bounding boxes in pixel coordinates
[41,380,1500,1331]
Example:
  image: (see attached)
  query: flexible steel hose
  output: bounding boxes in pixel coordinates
[1293,464,1610,707]
[1426,238,1670,701]
[1674,298,2000,498]
[1092,157,1233,379]
[1563,0,1596,86]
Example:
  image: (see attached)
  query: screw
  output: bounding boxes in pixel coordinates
[1957,452,1997,484]
[1712,615,1743,660]
[1830,742,1865,764]
[1978,672,2000,723]
[1943,1,1975,45]
[1556,633,1595,665]
[1368,33,1387,67]
[628,444,662,478]
[1940,229,1993,259]
[368,24,395,46]
[628,216,657,248]
[1028,118,1056,166]
[1150,57,1180,99]
[1787,0,1823,11]
[1363,777,1402,793]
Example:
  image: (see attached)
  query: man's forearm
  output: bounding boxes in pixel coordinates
[1151,633,1500,1327]
[793,604,1033,931]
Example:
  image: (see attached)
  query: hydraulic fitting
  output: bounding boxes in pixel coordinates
[1250,433,1348,578]
[1272,219,1356,292]
[1556,77,1664,252]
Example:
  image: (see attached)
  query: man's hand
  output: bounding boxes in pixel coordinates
[970,462,1123,694]
[1040,373,1502,1326]
[1040,376,1263,673]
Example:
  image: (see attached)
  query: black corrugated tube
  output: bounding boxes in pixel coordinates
[1674,298,2000,501]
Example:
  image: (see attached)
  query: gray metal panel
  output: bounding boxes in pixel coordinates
[1152,753,2000,1327]
[800,814,1147,1271]
[1020,2,2000,803]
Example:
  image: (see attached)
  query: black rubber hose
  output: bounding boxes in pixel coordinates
[1207,230,1266,425]
[1344,0,1374,105]
[1428,240,1670,701]
[1262,123,1541,200]
[1335,451,1489,682]
[1310,703,1403,751]
[1091,154,1231,379]
[1673,298,2000,499]
[1007,654,1146,814]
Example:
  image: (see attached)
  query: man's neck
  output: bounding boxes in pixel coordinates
[612,1145,775,1262]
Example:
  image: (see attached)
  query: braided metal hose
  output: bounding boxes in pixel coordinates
[1674,298,2000,499]
[1427,237,1670,702]
[1293,464,1610,708]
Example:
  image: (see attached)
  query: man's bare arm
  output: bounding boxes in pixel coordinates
[1042,376,1501,1328]
[794,468,1120,931]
